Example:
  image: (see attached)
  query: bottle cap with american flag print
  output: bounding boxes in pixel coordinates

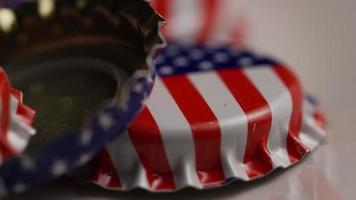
[0,0,163,196]
[88,42,327,192]
[0,68,35,167]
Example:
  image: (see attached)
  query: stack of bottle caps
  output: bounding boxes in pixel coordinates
[0,0,326,196]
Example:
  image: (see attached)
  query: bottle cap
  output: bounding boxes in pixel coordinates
[0,0,163,195]
[89,42,327,191]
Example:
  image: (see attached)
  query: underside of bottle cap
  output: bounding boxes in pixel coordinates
[0,0,163,196]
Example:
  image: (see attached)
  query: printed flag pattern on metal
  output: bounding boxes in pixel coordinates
[89,43,327,191]
[0,68,35,164]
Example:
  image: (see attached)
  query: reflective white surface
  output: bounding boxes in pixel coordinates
[6,0,356,199]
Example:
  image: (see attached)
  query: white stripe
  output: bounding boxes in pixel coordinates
[244,67,293,168]
[169,0,204,41]
[189,71,249,180]
[106,131,149,189]
[146,77,201,189]
[7,95,21,152]
[7,95,35,153]
[300,99,326,150]
[9,93,18,115]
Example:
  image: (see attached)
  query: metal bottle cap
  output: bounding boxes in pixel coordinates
[0,0,163,195]
[88,42,327,192]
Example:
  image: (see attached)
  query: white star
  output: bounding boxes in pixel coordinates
[51,160,68,176]
[190,49,204,60]
[80,129,93,146]
[159,66,174,75]
[213,52,229,63]
[198,61,214,70]
[13,183,26,194]
[78,154,92,165]
[20,156,36,171]
[238,57,253,66]
[146,75,154,84]
[118,91,130,112]
[155,55,165,64]
[98,113,114,131]
[173,57,189,67]
[133,82,144,93]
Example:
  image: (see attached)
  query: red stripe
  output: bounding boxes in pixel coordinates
[162,75,225,187]
[197,0,219,42]
[10,88,22,101]
[10,88,36,125]
[89,149,122,189]
[218,68,273,178]
[128,107,175,190]
[0,69,16,159]
[16,103,36,125]
[273,66,308,163]
[151,0,170,37]
[313,109,327,129]
[151,0,169,18]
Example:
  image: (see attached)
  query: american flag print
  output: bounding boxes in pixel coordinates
[0,68,35,164]
[149,0,247,45]
[89,42,327,191]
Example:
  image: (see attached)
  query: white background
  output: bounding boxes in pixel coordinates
[6,0,356,199]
